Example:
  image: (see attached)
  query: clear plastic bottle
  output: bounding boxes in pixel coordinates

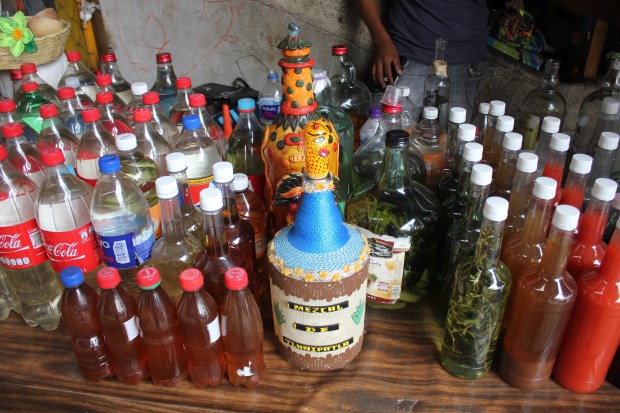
[559,154,592,210]
[132,107,172,175]
[16,81,50,133]
[57,87,85,139]
[96,266,149,383]
[124,81,148,122]
[576,97,620,157]
[75,107,116,187]
[359,106,381,148]
[177,268,226,387]
[491,132,523,199]
[397,85,418,133]
[502,152,539,243]
[142,91,179,148]
[0,266,21,319]
[490,115,515,170]
[534,116,562,175]
[90,154,155,289]
[472,102,490,144]
[165,152,202,238]
[59,266,114,382]
[0,98,39,145]
[99,51,132,101]
[9,69,24,107]
[437,123,477,202]
[96,91,133,138]
[169,77,194,129]
[150,52,178,116]
[257,70,281,126]
[19,63,61,107]
[37,104,80,171]
[221,267,265,388]
[441,107,467,177]
[541,133,571,201]
[423,38,451,129]
[0,145,62,330]
[96,73,126,114]
[2,122,44,186]
[410,106,447,190]
[61,51,98,102]
[482,100,506,163]
[188,93,227,155]
[65,76,95,108]
[585,132,619,203]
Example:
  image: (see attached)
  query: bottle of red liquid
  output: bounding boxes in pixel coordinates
[559,154,592,210]
[75,107,116,186]
[169,77,194,129]
[96,91,133,137]
[554,218,620,393]
[177,268,226,387]
[96,267,149,384]
[136,267,188,385]
[542,133,570,201]
[60,266,114,382]
[567,178,618,277]
[221,267,265,388]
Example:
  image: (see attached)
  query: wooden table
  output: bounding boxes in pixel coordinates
[0,298,618,412]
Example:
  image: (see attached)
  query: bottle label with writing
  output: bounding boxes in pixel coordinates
[258,99,280,124]
[41,223,101,272]
[99,227,154,269]
[519,114,540,150]
[0,219,47,269]
[187,176,214,206]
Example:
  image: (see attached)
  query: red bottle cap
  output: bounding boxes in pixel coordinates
[41,148,65,166]
[2,122,23,138]
[133,107,152,123]
[100,52,117,63]
[179,268,204,292]
[142,91,160,105]
[156,52,172,63]
[137,267,161,289]
[39,103,59,118]
[21,81,38,92]
[189,93,206,108]
[9,69,22,80]
[97,267,121,289]
[0,99,16,113]
[381,103,402,114]
[58,87,76,100]
[224,267,248,291]
[82,107,101,122]
[96,91,113,105]
[176,77,192,89]
[66,50,81,62]
[0,146,7,161]
[20,63,36,74]
[96,74,112,86]
[332,45,347,55]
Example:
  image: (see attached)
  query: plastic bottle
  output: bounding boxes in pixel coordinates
[61,51,98,102]
[257,70,281,126]
[19,63,61,107]
[99,51,132,102]
[164,152,202,238]
[1,122,44,186]
[132,107,172,175]
[410,106,447,190]
[534,116,562,175]
[65,76,94,108]
[491,132,523,199]
[437,123,476,202]
[150,52,178,116]
[604,193,620,244]
[221,267,265,388]
[90,154,155,289]
[37,104,80,171]
[397,85,418,132]
[188,93,227,155]
[579,96,620,156]
[0,266,21,319]
[136,267,188,385]
[559,154,592,210]
[142,91,179,148]
[75,107,116,187]
[472,102,489,144]
[124,81,148,122]
[59,266,114,382]
[0,98,39,145]
[0,145,62,330]
[359,106,381,148]
[96,91,133,137]
[96,267,149,384]
[481,100,506,163]
[16,81,50,133]
[169,77,194,129]
[585,132,619,203]
[95,73,126,114]
[57,87,85,139]
[541,133,571,201]
[177,268,226,387]
[503,152,539,242]
[441,107,467,178]
[9,69,24,107]
[35,148,102,287]
[489,115,515,170]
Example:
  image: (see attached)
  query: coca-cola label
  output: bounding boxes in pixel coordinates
[41,223,102,273]
[0,219,48,269]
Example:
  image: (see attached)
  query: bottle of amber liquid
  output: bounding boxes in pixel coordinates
[491,132,522,199]
[541,133,570,202]
[503,152,538,242]
[489,115,514,170]
[500,205,580,390]
[558,154,592,210]
[481,100,506,163]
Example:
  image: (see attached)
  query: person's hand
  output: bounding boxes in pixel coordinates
[371,35,402,88]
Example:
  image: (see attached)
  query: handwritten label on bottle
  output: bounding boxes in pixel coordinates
[0,219,48,269]
[41,223,101,272]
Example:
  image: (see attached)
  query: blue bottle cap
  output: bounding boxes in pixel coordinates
[237,98,255,111]
[369,106,381,118]
[267,70,279,81]
[60,266,85,288]
[183,114,201,130]
[98,154,121,174]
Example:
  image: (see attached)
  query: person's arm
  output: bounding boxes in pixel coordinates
[357,0,402,88]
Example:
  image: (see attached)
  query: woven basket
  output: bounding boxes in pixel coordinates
[0,17,71,70]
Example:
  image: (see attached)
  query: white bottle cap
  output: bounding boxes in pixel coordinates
[601,97,620,115]
[115,133,137,151]
[155,176,179,199]
[496,115,514,133]
[516,152,538,173]
[212,161,234,183]
[533,176,557,200]
[199,187,223,211]
[462,142,483,162]
[541,116,561,134]
[449,107,467,124]
[397,85,410,97]
[423,106,438,120]
[502,132,522,151]
[569,154,593,175]
[552,205,581,231]
[457,124,476,142]
[232,173,250,191]
[591,178,618,202]
[478,102,490,115]
[65,77,80,88]
[489,100,506,116]
[131,81,148,95]
[483,196,509,222]
[165,152,186,173]
[613,193,620,210]
[598,131,620,151]
[550,133,570,152]
[470,163,493,186]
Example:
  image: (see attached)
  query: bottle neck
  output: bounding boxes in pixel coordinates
[474,216,505,269]
[215,180,241,227]
[603,59,620,91]
[540,61,560,91]
[377,144,412,190]
[539,225,575,280]
[83,120,110,145]
[43,163,72,179]
[432,38,449,77]
[591,147,616,179]
[60,99,78,115]
[599,228,620,282]
[522,196,554,245]
[380,111,402,128]
[159,196,187,241]
[464,182,491,231]
[235,110,261,130]
[578,197,611,245]
[499,147,519,165]
[40,116,63,136]
[202,208,228,257]
[512,169,536,192]
[154,62,177,89]
[456,158,476,195]
[329,54,348,82]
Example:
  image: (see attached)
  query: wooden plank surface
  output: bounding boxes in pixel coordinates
[0,299,618,412]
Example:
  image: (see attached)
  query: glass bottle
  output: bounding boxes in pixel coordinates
[164,152,202,238]
[132,107,172,175]
[99,51,132,101]
[150,52,178,116]
[440,107,467,180]
[16,81,50,133]
[489,115,515,171]
[503,152,539,242]
[515,59,567,150]
[151,176,202,303]
[559,154,592,210]
[437,123,476,203]
[0,98,38,145]
[9,69,24,107]
[75,107,116,187]
[168,77,194,129]
[472,102,489,144]
[410,106,447,191]
[500,205,580,390]
[124,81,148,122]
[585,131,619,203]
[534,116,562,175]
[482,101,506,162]
[96,73,126,113]
[2,122,44,186]
[491,132,523,199]
[61,51,99,102]
[96,91,133,138]
[542,133,570,202]
[187,93,227,156]
[423,37,451,129]
[37,104,80,171]
[346,130,440,308]
[57,87,85,139]
[19,63,60,107]
[142,91,179,148]
[440,196,510,379]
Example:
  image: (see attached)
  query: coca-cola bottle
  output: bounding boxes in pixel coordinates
[96,74,126,114]
[142,91,179,147]
[37,104,79,171]
[2,122,44,186]
[75,107,116,187]
[169,77,194,130]
[150,52,178,116]
[99,51,132,102]
[57,87,86,139]
[96,91,133,138]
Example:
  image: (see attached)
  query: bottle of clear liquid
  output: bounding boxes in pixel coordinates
[0,146,62,330]
[57,87,85,139]
[188,93,227,155]
[65,76,94,108]
[75,107,116,187]
[96,267,149,383]
[0,266,21,319]
[19,63,61,107]
[35,149,102,288]
[559,153,592,210]
[124,81,148,122]
[221,267,265,388]
[502,152,539,243]
[165,152,202,238]
[583,97,620,157]
[151,176,202,303]
[99,51,132,101]
[0,98,38,145]
[16,81,50,133]
[359,106,381,148]
[437,123,476,202]
[37,104,80,171]
[257,70,281,126]
[177,268,226,387]
[168,77,194,129]
[61,51,98,102]
[534,116,562,175]
[142,91,179,148]
[150,52,178,116]
[59,266,114,382]
[410,106,447,191]
[397,85,418,133]
[492,132,523,200]
[515,59,567,150]
[90,154,155,290]
[423,37,451,129]
[472,102,490,144]
[96,91,133,138]
[2,122,44,186]
[489,115,515,170]
[132,107,172,175]
[481,100,506,163]
[441,107,467,178]
[9,69,24,107]
[96,73,126,114]
[587,132,619,200]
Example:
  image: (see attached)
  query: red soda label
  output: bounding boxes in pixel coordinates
[0,219,48,269]
[41,223,102,272]
[187,177,214,206]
